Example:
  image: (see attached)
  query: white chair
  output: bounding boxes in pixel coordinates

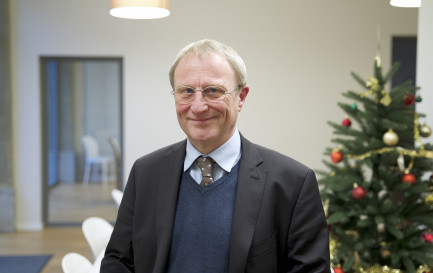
[61,252,92,273]
[111,188,123,209]
[82,217,114,261]
[88,250,105,273]
[81,135,114,185]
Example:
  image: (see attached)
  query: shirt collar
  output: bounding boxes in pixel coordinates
[184,129,241,172]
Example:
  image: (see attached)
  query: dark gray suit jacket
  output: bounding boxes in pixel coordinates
[101,136,330,273]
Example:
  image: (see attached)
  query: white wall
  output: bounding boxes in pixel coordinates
[417,1,433,145]
[10,0,420,230]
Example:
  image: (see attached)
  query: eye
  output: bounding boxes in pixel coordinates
[204,86,224,94]
[178,87,195,94]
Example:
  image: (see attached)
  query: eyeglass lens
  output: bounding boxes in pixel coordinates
[175,86,227,103]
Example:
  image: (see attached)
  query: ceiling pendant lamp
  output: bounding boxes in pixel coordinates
[390,0,421,7]
[110,0,170,19]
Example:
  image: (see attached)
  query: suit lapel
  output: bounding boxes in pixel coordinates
[229,136,267,273]
[153,140,186,273]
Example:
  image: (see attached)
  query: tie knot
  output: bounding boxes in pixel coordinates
[196,156,215,186]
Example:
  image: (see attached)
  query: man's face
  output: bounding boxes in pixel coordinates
[173,53,249,154]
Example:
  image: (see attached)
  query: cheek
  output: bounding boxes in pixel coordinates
[219,103,239,122]
[176,104,189,115]
[222,96,236,109]
[214,102,231,116]
[224,98,241,114]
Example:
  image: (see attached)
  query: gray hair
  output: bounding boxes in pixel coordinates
[169,39,247,92]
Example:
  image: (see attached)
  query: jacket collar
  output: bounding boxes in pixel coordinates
[229,135,267,273]
[154,140,186,273]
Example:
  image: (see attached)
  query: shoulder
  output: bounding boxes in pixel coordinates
[241,135,311,171]
[241,136,313,179]
[133,139,186,167]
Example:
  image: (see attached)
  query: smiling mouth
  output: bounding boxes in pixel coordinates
[190,117,213,123]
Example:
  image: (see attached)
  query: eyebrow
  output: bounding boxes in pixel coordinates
[176,84,228,89]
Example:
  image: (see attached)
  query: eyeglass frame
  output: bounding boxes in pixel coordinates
[171,85,241,104]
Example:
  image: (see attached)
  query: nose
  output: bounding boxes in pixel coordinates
[190,91,208,113]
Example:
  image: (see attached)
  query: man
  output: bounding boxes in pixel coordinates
[101,39,330,273]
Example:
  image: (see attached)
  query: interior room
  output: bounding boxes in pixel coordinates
[1,0,432,272]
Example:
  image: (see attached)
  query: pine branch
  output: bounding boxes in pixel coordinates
[374,61,384,84]
[402,257,416,273]
[350,72,366,89]
[411,251,432,266]
[383,62,401,83]
[327,120,367,139]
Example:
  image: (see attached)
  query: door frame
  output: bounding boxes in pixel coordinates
[40,56,124,226]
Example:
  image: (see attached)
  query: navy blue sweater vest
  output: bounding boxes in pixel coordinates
[166,162,240,273]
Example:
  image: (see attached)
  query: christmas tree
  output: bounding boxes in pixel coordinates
[318,52,433,273]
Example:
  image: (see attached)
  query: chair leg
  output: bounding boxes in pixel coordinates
[83,162,91,184]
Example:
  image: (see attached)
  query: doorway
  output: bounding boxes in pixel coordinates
[391,36,417,88]
[40,57,123,226]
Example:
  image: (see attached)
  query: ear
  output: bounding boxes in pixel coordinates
[237,85,249,111]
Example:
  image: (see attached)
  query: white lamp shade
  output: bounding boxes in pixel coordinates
[390,0,421,7]
[110,0,170,19]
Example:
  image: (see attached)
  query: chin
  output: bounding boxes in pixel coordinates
[190,135,214,143]
[188,130,216,142]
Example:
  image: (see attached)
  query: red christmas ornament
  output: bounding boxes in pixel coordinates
[330,150,343,163]
[352,185,366,200]
[404,93,416,106]
[402,173,416,185]
[423,233,433,243]
[342,118,352,127]
[333,267,345,273]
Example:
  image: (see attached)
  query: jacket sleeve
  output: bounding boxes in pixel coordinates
[286,169,331,273]
[100,162,137,273]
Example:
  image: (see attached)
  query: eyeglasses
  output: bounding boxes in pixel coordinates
[171,85,234,104]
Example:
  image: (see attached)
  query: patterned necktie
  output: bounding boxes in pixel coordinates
[196,156,215,186]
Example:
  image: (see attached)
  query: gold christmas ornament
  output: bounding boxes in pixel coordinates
[366,76,379,92]
[377,223,385,233]
[420,124,432,138]
[383,129,399,146]
[379,242,391,259]
[380,249,391,258]
[380,90,392,106]
[425,194,433,207]
[358,76,391,106]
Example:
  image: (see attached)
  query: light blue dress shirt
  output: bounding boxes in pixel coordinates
[184,129,242,184]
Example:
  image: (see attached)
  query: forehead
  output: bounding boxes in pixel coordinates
[174,53,236,86]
